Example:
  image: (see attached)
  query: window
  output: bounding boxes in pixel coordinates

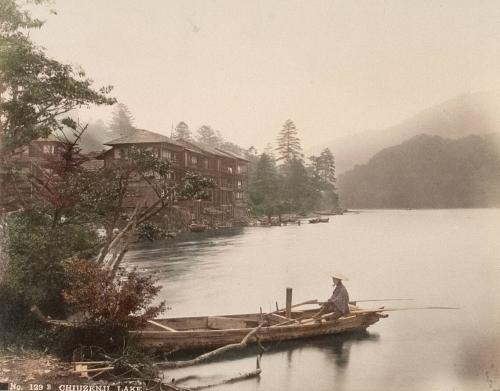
[113,148,122,159]
[237,180,242,189]
[191,155,198,165]
[236,192,244,200]
[204,158,209,169]
[167,172,175,180]
[42,144,55,154]
[227,166,233,174]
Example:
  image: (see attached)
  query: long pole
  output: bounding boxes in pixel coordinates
[285,288,293,319]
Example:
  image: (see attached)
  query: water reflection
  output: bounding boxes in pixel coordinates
[125,227,246,279]
[165,331,380,390]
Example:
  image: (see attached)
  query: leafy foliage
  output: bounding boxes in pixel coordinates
[63,259,165,329]
[5,209,98,315]
[0,11,115,153]
[177,171,216,201]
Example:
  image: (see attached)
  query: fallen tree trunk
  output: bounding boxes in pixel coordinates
[155,323,266,369]
[176,355,262,390]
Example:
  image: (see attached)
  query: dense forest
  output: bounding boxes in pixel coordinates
[338,133,500,209]
[247,120,339,217]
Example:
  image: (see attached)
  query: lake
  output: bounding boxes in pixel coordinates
[123,209,500,390]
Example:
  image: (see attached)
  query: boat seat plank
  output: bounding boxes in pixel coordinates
[207,316,250,330]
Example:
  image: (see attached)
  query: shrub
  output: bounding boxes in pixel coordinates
[0,284,41,346]
[63,259,165,329]
[6,210,98,316]
[137,222,167,241]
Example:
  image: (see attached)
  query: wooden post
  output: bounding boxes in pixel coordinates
[286,288,293,319]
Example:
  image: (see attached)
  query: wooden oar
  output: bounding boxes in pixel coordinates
[350,298,414,304]
[351,306,460,315]
[275,298,415,309]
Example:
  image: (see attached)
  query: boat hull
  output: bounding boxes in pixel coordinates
[129,311,382,351]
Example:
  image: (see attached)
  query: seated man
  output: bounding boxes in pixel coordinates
[314,273,350,320]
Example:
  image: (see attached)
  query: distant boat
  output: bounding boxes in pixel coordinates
[309,218,320,224]
[319,217,329,223]
[189,223,207,232]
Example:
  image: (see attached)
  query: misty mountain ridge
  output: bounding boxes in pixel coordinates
[337,133,500,209]
[317,91,500,174]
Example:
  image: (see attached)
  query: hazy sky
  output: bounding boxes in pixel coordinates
[29,0,500,151]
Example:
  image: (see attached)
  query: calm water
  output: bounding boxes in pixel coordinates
[123,209,500,391]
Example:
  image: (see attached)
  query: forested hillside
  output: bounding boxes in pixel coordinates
[316,92,500,173]
[338,134,500,208]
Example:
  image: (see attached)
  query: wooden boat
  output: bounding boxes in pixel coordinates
[129,307,385,351]
[309,218,320,224]
[318,217,329,223]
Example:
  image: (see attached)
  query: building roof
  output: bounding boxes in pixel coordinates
[34,134,62,143]
[216,147,249,162]
[103,128,249,162]
[104,128,184,147]
[178,139,249,162]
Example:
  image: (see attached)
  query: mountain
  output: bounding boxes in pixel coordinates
[319,92,500,174]
[337,133,500,209]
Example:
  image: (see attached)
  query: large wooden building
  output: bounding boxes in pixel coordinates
[99,129,249,223]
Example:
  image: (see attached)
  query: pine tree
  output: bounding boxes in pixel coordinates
[109,103,135,138]
[173,121,191,140]
[310,148,336,186]
[275,119,303,164]
[309,148,338,210]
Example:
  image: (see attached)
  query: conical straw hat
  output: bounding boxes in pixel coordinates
[331,273,349,281]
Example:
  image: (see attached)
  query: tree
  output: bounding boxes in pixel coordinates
[196,125,223,146]
[275,119,303,164]
[309,148,338,211]
[248,153,283,219]
[282,158,318,213]
[0,4,114,155]
[310,148,336,186]
[108,103,135,139]
[173,121,192,140]
[0,0,114,284]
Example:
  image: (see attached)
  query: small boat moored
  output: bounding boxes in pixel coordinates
[189,223,207,232]
[129,307,385,352]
